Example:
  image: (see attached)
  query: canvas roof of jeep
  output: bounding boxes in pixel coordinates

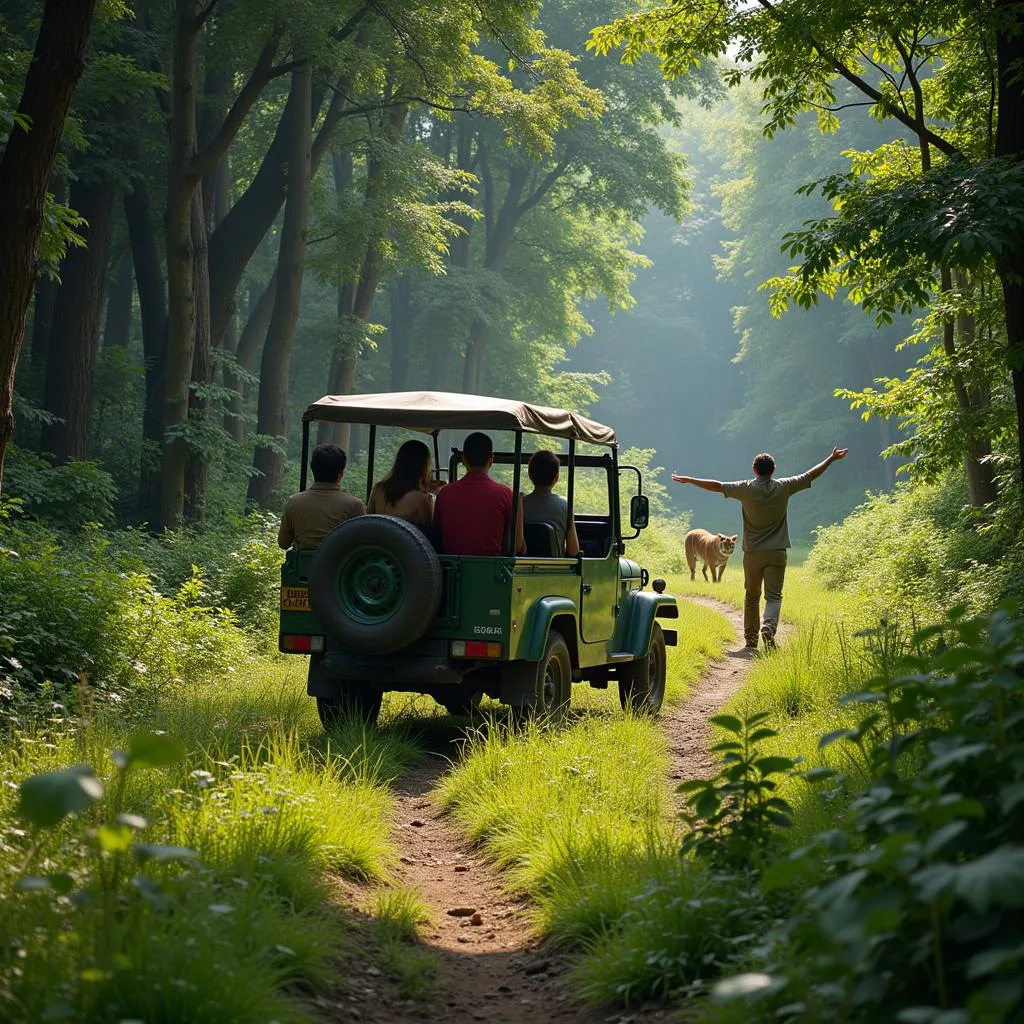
[303,390,616,445]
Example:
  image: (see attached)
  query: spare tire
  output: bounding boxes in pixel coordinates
[308,515,443,654]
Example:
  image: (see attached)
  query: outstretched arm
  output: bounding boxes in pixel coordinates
[671,473,724,493]
[806,447,849,482]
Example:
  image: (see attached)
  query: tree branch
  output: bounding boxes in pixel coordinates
[755,0,960,158]
[195,0,219,30]
[189,35,284,180]
[516,153,574,218]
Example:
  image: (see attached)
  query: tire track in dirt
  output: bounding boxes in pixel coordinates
[321,595,762,1024]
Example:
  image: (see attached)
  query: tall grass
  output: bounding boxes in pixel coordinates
[0,660,420,1024]
[436,715,672,899]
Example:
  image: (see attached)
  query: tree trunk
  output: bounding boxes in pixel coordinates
[228,274,276,440]
[249,59,313,508]
[461,163,526,393]
[124,174,168,522]
[30,277,59,373]
[185,189,212,519]
[318,280,355,448]
[939,265,997,508]
[103,247,133,348]
[0,0,98,494]
[428,118,474,390]
[40,177,116,462]
[160,0,203,528]
[995,0,1024,491]
[390,275,412,390]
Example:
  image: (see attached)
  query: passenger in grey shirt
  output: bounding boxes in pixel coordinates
[522,450,580,556]
[672,447,847,650]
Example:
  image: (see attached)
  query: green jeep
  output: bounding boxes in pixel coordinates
[278,391,679,727]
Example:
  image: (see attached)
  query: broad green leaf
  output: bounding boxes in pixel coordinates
[755,756,795,776]
[17,765,103,828]
[122,733,186,770]
[761,857,806,892]
[116,813,148,830]
[819,729,855,750]
[709,714,742,734]
[712,973,776,1001]
[747,727,778,743]
[954,847,1024,912]
[95,824,133,853]
[966,944,1024,980]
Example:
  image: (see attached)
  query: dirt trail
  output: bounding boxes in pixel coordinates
[663,595,757,799]
[323,595,760,1024]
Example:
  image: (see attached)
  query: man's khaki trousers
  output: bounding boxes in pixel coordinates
[742,549,787,644]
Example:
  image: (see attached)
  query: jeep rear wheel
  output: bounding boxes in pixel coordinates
[316,686,383,729]
[309,515,442,655]
[618,622,666,715]
[512,630,571,726]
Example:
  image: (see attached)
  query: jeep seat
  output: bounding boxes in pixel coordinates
[523,520,560,557]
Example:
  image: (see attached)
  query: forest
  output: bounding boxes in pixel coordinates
[1,0,1024,1022]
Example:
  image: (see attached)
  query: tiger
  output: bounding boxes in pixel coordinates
[684,529,738,583]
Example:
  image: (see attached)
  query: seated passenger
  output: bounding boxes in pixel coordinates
[277,443,365,550]
[522,449,580,556]
[367,439,441,525]
[434,432,525,556]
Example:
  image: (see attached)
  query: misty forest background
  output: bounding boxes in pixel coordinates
[5,3,1024,1023]
[0,0,977,545]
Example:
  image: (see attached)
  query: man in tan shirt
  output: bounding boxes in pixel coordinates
[278,443,365,550]
[672,447,848,650]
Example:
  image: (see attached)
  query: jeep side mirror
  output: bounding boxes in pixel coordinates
[629,494,649,531]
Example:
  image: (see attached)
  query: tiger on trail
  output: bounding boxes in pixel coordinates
[684,529,737,583]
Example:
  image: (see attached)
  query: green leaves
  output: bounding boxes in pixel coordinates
[17,765,103,828]
[112,733,187,772]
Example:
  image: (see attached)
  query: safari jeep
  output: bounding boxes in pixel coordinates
[278,391,679,727]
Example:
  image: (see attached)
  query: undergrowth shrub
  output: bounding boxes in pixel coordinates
[0,511,250,715]
[3,448,117,529]
[709,605,1024,1024]
[807,476,1015,617]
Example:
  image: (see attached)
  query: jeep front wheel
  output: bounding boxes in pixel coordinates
[618,622,666,715]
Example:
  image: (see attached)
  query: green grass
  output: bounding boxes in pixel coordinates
[365,887,439,1000]
[436,714,673,901]
[0,658,421,1024]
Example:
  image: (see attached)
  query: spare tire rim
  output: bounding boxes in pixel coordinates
[337,545,405,623]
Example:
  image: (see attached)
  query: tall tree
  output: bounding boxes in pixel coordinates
[591,0,1024,497]
[0,0,98,494]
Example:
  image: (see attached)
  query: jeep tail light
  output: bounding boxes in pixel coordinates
[281,635,325,653]
[451,641,502,659]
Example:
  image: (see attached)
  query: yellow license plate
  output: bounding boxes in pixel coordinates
[280,587,311,612]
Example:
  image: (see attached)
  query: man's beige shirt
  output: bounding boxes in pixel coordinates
[278,482,365,549]
[721,473,812,551]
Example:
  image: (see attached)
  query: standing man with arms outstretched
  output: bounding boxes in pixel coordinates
[672,448,848,650]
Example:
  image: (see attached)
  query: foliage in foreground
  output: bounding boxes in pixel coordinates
[0,675,418,1024]
[706,605,1024,1023]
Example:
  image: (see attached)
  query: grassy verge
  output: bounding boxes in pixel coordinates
[434,598,741,1004]
[0,659,420,1024]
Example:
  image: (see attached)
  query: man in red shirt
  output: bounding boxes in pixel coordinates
[434,432,526,556]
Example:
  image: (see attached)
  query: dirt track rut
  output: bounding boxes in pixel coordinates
[323,596,756,1024]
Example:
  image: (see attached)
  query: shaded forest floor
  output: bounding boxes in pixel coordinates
[319,596,755,1024]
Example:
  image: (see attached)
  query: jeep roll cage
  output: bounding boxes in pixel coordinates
[299,390,649,555]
